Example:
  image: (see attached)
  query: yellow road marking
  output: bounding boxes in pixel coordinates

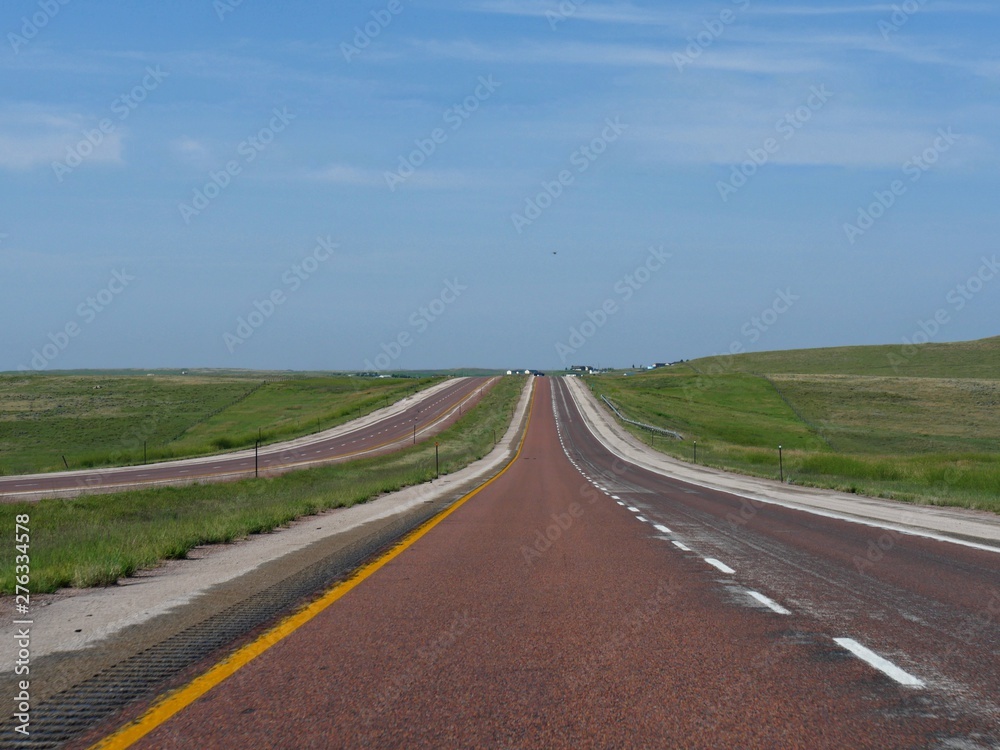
[89,378,534,750]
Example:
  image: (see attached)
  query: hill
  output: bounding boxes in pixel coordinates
[686,336,1000,379]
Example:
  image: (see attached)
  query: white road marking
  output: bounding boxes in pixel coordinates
[704,558,735,574]
[672,541,691,551]
[611,495,621,500]
[747,590,791,615]
[636,516,649,523]
[563,381,1000,557]
[616,501,625,506]
[627,506,640,513]
[833,638,924,687]
[654,524,671,534]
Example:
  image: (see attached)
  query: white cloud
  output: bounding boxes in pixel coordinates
[306,163,494,190]
[408,38,826,73]
[307,164,386,186]
[467,0,995,25]
[0,109,124,170]
[170,137,214,167]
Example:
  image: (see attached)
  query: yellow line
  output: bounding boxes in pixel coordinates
[89,377,535,750]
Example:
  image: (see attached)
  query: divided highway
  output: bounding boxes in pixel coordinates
[87,376,999,748]
[0,377,491,501]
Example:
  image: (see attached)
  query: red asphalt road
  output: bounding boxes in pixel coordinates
[0,377,490,501]
[107,377,998,748]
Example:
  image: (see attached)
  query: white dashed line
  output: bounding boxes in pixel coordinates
[704,558,735,574]
[610,495,621,500]
[672,541,691,551]
[833,638,924,687]
[627,507,640,513]
[616,501,626,506]
[747,590,791,615]
[636,516,649,523]
[654,524,671,534]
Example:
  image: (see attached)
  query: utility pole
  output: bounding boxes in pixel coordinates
[778,445,784,483]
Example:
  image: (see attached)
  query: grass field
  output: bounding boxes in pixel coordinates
[0,375,525,594]
[588,337,1000,513]
[690,335,1000,379]
[0,373,435,475]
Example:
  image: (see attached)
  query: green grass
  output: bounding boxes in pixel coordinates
[0,375,525,594]
[0,373,436,474]
[587,336,1000,513]
[689,335,1000,379]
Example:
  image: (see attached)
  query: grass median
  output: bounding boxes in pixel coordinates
[0,376,525,594]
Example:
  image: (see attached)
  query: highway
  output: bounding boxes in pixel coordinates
[0,377,492,501]
[85,376,999,748]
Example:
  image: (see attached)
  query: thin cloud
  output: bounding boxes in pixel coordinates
[305,164,496,190]
[467,0,994,25]
[407,38,826,72]
[0,109,124,170]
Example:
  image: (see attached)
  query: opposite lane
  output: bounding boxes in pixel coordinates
[1,377,492,501]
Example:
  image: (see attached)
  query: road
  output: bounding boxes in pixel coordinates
[0,377,491,501]
[85,376,999,748]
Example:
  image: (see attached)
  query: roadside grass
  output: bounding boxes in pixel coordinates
[586,338,1000,514]
[0,373,434,474]
[0,375,525,594]
[594,369,824,452]
[770,374,1000,454]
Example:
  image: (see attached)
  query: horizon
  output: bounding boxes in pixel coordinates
[6,331,997,376]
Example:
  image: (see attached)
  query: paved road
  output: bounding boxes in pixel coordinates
[0,377,491,501]
[90,376,999,748]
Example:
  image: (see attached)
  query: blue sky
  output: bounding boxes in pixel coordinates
[2,0,997,372]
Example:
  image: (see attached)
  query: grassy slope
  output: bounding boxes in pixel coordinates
[588,337,1000,512]
[0,375,525,593]
[0,374,434,474]
[690,336,1000,379]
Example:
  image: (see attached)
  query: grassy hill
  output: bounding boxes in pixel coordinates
[688,336,1000,379]
[588,337,1000,513]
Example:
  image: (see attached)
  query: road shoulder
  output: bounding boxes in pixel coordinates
[563,375,1000,549]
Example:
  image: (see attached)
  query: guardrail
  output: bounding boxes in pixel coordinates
[600,396,684,440]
